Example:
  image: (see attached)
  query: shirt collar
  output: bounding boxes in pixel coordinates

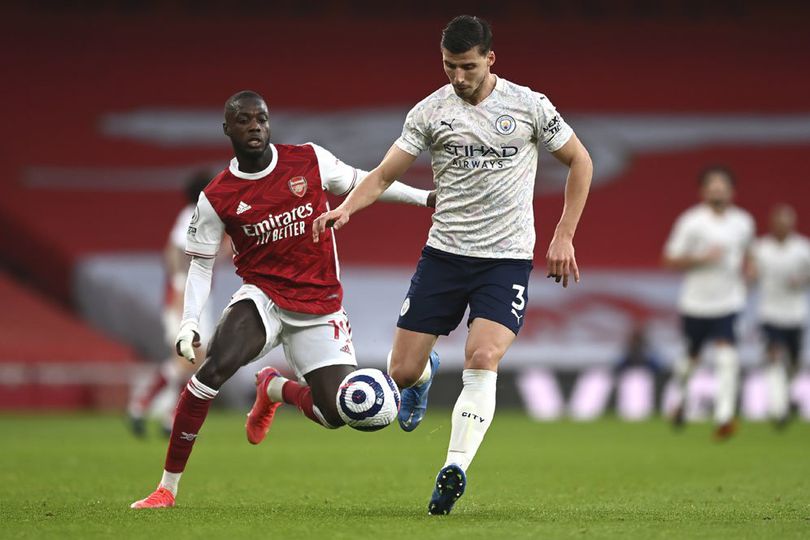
[229,144,278,180]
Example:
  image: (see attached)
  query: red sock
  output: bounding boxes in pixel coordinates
[134,372,168,412]
[164,378,216,473]
[281,381,322,425]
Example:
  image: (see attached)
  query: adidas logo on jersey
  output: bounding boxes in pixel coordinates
[236,201,252,215]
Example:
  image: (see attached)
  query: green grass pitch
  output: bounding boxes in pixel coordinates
[1,410,808,539]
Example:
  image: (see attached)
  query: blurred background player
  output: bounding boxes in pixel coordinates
[613,324,662,376]
[131,91,433,509]
[127,172,216,437]
[663,166,754,440]
[313,15,592,514]
[751,204,810,427]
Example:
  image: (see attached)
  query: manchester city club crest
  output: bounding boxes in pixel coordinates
[495,114,516,135]
[288,176,307,197]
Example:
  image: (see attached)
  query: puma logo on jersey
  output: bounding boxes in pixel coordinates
[440,119,455,131]
[511,309,524,324]
[236,201,252,215]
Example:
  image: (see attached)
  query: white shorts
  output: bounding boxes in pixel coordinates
[226,284,357,382]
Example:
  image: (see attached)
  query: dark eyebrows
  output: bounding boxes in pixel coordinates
[235,109,268,119]
[444,60,477,69]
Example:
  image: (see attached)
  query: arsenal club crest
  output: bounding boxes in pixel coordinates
[288,176,307,197]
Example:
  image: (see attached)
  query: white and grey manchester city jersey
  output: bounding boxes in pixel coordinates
[395,76,573,260]
[664,204,755,317]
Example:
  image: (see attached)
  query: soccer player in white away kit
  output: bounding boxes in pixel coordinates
[751,205,810,426]
[663,166,754,440]
[127,172,217,437]
[313,15,592,514]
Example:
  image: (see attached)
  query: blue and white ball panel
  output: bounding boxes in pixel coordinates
[336,368,400,432]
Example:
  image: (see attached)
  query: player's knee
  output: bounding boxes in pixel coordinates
[466,346,502,371]
[389,362,421,389]
[195,365,226,390]
[195,353,241,390]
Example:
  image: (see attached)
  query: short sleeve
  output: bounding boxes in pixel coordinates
[394,102,430,157]
[309,142,359,196]
[744,214,756,246]
[751,238,766,271]
[799,238,810,273]
[186,192,224,258]
[534,93,574,153]
[169,206,194,250]
[664,214,693,259]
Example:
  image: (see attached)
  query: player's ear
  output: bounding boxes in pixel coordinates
[487,50,495,68]
[222,122,229,136]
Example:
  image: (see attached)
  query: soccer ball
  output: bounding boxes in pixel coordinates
[336,368,400,431]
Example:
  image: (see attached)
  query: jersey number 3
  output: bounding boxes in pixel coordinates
[511,284,526,325]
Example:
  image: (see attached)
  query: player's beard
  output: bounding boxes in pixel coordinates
[453,85,471,97]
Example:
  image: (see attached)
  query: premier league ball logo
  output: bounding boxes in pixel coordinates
[495,114,516,135]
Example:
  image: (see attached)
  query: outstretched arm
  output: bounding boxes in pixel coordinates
[312,144,418,242]
[546,133,593,287]
[375,178,435,207]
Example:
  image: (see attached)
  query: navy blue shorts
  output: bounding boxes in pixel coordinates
[397,245,533,336]
[761,324,803,364]
[681,313,738,358]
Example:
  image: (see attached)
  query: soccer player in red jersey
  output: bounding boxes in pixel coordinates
[131,91,433,509]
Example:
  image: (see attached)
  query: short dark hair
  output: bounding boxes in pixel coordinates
[441,15,493,55]
[184,171,211,204]
[699,165,736,187]
[224,90,265,116]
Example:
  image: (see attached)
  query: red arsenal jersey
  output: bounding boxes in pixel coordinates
[186,143,359,315]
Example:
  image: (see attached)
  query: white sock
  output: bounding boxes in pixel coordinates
[160,470,181,496]
[714,346,739,424]
[161,360,183,386]
[386,350,432,388]
[266,374,289,403]
[158,362,186,426]
[444,369,497,472]
[415,360,432,386]
[766,359,789,419]
[671,356,694,408]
